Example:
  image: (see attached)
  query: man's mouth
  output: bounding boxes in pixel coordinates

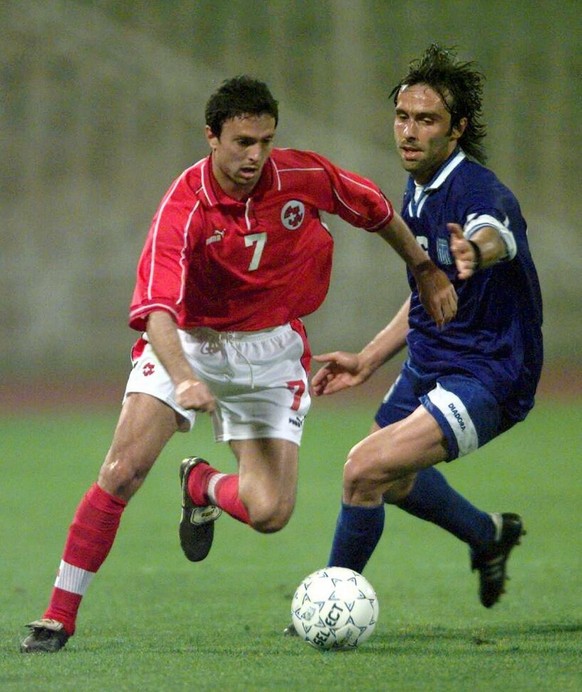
[400,146,422,161]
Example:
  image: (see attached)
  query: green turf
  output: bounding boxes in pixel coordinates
[1,397,580,690]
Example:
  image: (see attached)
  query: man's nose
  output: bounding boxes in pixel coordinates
[403,120,418,138]
[247,143,262,161]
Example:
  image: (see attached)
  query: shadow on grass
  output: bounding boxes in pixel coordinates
[359,620,582,655]
[49,620,579,657]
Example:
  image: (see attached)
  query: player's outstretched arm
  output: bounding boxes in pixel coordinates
[311,351,368,397]
[312,298,410,397]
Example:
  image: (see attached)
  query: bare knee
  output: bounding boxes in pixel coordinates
[342,444,414,505]
[98,450,153,502]
[342,445,381,504]
[247,500,294,534]
[96,394,176,501]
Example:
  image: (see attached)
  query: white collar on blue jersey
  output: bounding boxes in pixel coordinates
[422,148,466,191]
[409,149,467,217]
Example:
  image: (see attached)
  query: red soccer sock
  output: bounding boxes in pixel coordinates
[187,464,250,525]
[43,483,126,635]
[211,474,251,525]
[187,462,219,506]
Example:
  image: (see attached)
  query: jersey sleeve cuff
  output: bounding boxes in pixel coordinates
[465,214,517,260]
[129,302,180,331]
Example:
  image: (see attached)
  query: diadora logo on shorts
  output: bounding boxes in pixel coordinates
[448,402,466,430]
[206,229,225,245]
[288,416,304,428]
[281,200,305,230]
[142,362,156,377]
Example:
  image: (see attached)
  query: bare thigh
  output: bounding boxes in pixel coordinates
[343,405,448,505]
[98,393,181,501]
[230,437,299,533]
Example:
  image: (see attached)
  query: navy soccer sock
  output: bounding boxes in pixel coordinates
[327,502,385,574]
[396,467,494,548]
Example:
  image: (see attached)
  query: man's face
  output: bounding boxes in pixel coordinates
[393,83,466,185]
[206,114,276,199]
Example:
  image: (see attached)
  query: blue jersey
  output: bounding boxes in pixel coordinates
[402,149,543,426]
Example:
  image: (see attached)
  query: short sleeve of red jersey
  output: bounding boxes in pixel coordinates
[276,149,394,231]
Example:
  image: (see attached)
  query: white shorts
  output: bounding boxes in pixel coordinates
[124,322,312,445]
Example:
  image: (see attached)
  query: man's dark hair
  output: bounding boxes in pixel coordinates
[390,44,487,164]
[205,75,279,137]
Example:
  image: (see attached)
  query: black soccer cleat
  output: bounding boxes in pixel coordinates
[283,621,298,637]
[471,512,525,608]
[20,619,70,653]
[179,457,222,562]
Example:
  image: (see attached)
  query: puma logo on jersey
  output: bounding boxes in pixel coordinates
[281,200,305,230]
[206,229,225,245]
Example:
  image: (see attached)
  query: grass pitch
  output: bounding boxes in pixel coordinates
[1,394,580,690]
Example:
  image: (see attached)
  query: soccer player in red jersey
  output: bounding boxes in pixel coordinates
[21,75,456,652]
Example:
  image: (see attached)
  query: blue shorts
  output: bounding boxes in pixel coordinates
[374,361,502,461]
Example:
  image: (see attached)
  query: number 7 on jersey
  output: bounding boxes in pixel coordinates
[244,232,267,271]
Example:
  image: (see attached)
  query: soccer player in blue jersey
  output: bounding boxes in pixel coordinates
[286,45,543,630]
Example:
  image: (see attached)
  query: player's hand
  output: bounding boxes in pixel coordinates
[175,379,216,413]
[448,223,477,279]
[413,261,458,327]
[311,352,372,396]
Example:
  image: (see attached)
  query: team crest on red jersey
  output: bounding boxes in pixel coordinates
[281,200,305,230]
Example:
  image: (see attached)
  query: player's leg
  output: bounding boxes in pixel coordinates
[184,437,299,532]
[388,451,525,606]
[99,393,181,499]
[328,405,447,572]
[178,438,298,561]
[370,374,523,606]
[327,367,503,572]
[390,376,524,564]
[21,393,180,652]
[389,373,525,604]
[363,371,503,546]
[233,437,299,531]
[179,322,309,558]
[179,437,298,561]
[283,406,442,638]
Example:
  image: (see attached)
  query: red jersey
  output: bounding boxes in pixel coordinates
[129,148,394,332]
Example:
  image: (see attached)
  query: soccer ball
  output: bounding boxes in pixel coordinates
[291,567,379,650]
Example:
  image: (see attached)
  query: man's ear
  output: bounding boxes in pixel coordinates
[451,116,468,141]
[205,125,218,149]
